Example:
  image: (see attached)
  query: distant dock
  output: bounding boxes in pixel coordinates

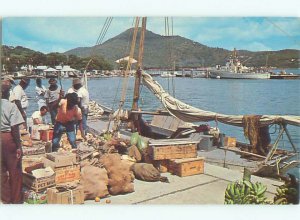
[270,74,300,79]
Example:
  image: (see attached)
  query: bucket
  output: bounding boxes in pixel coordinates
[39,129,53,142]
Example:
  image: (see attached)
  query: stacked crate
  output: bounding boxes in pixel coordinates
[42,152,80,184]
[148,138,205,177]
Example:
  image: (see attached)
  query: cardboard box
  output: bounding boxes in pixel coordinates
[224,136,237,148]
[22,155,44,172]
[23,145,46,156]
[47,187,84,204]
[168,157,205,177]
[149,139,198,160]
[46,152,77,168]
[42,158,80,184]
[23,167,56,192]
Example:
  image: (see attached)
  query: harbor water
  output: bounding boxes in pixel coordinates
[21,69,300,176]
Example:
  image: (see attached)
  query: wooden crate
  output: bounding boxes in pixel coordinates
[46,152,77,168]
[47,187,84,204]
[23,168,56,192]
[149,139,198,160]
[168,157,205,177]
[152,160,169,173]
[43,158,80,184]
[22,145,46,156]
[224,136,236,148]
[22,155,44,172]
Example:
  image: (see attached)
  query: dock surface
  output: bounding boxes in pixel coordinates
[86,119,283,204]
[85,163,282,204]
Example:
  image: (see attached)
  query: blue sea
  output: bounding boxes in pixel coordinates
[22,68,300,177]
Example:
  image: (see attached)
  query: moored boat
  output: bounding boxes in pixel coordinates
[209,48,270,79]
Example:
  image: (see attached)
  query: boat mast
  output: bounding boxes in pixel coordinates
[130,17,147,133]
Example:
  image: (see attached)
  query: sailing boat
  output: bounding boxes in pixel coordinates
[209,48,271,79]
[87,17,299,178]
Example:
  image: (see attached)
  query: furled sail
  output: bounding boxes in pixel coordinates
[142,72,300,127]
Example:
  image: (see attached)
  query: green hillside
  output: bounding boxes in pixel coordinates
[64,28,300,69]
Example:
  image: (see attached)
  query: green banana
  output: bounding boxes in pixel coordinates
[243,180,252,189]
[225,190,231,199]
[257,185,267,197]
[252,182,258,194]
[234,184,241,197]
[229,183,235,197]
[274,197,287,205]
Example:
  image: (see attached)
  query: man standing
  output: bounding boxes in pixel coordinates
[52,93,86,151]
[12,78,30,129]
[1,80,24,204]
[35,78,47,109]
[67,78,89,135]
[1,75,16,102]
[45,78,63,125]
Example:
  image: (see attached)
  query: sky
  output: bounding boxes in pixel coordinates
[2,17,300,54]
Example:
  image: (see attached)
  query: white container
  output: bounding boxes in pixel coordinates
[31,124,50,140]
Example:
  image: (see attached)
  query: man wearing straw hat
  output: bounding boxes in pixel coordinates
[45,78,64,125]
[1,75,16,102]
[12,78,30,129]
[67,78,89,135]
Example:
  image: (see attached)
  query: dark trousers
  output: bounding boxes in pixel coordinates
[52,121,77,151]
[49,108,58,125]
[1,132,23,204]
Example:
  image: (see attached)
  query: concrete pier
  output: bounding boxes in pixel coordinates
[85,163,282,204]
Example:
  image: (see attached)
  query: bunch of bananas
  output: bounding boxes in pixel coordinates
[274,185,299,204]
[225,180,268,204]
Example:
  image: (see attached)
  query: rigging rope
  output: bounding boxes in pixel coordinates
[111,18,136,112]
[83,17,113,89]
[111,17,140,132]
[264,18,300,47]
[84,17,113,70]
[164,17,176,97]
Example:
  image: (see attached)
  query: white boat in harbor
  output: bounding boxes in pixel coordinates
[209,48,271,79]
[160,71,175,78]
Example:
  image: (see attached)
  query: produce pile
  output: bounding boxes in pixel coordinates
[88,101,104,120]
[22,130,169,204]
[224,170,299,205]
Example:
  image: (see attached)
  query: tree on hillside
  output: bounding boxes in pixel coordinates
[46,53,67,66]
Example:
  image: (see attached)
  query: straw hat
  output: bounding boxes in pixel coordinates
[2,75,15,85]
[72,78,82,85]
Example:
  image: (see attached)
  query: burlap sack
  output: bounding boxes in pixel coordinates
[128,145,142,162]
[80,165,109,200]
[99,154,135,195]
[131,163,162,182]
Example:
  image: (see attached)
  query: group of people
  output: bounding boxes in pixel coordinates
[1,76,89,204]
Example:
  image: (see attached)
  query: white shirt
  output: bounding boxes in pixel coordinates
[45,86,61,103]
[9,89,16,102]
[12,84,28,109]
[35,85,46,101]
[1,99,24,132]
[31,110,46,124]
[67,86,89,109]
